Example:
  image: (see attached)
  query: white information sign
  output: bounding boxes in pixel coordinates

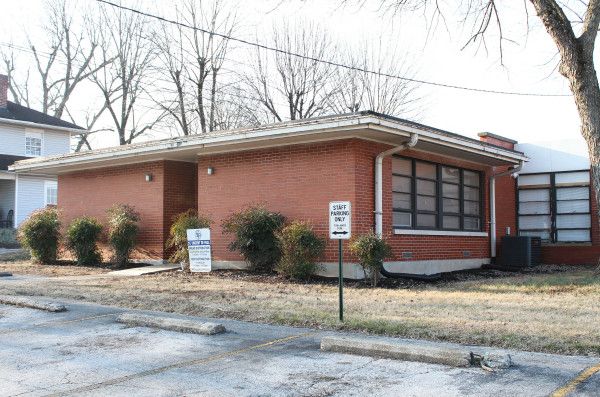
[187,228,212,272]
[329,201,351,240]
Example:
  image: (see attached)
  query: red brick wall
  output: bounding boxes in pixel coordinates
[198,140,360,262]
[163,161,198,259]
[0,74,7,108]
[58,160,197,261]
[493,171,517,257]
[198,139,494,264]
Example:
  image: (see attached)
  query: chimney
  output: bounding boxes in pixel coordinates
[477,131,517,150]
[0,74,7,108]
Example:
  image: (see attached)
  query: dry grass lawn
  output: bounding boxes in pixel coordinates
[1,260,599,356]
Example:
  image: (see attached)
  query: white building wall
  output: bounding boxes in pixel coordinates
[15,175,57,226]
[0,123,27,156]
[43,130,71,156]
[0,122,71,157]
[516,138,590,174]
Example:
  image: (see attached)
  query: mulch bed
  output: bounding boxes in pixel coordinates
[155,264,595,289]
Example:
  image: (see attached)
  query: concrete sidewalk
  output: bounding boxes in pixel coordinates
[0,297,598,396]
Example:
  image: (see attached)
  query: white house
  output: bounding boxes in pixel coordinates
[0,74,84,228]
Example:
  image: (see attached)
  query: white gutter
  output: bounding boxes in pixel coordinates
[489,161,524,260]
[374,133,419,236]
[0,118,84,135]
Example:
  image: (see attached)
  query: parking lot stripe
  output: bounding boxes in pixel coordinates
[550,362,600,397]
[0,313,120,335]
[43,331,316,397]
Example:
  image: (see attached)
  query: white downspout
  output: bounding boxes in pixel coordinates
[489,161,524,260]
[375,133,419,236]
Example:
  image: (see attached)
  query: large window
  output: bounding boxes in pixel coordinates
[517,171,591,243]
[392,157,483,231]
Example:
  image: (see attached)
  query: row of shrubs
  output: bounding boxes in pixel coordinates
[19,204,392,284]
[169,206,391,285]
[18,204,139,268]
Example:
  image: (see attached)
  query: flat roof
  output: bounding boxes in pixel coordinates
[10,111,528,175]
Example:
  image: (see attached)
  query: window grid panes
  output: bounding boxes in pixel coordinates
[391,157,483,231]
[25,136,42,156]
[517,171,591,243]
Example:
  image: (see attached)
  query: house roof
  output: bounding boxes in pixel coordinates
[0,154,29,171]
[0,101,84,132]
[9,111,528,175]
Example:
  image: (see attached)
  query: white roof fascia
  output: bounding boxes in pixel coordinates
[9,114,526,173]
[366,118,528,163]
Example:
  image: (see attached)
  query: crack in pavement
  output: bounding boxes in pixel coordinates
[42,331,317,397]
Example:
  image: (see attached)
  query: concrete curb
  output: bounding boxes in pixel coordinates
[321,336,472,367]
[116,312,226,335]
[0,295,67,312]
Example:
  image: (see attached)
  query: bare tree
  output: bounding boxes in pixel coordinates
[245,22,339,123]
[153,0,236,135]
[183,0,237,133]
[1,51,31,107]
[92,2,163,145]
[1,0,110,119]
[329,40,420,117]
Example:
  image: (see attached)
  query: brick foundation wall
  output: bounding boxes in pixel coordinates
[58,160,197,261]
[198,139,494,264]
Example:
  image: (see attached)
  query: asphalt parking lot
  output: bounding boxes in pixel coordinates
[1,298,599,397]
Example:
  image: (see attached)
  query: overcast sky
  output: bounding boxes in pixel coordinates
[0,0,587,153]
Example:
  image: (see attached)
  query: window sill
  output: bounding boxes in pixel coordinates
[393,229,488,237]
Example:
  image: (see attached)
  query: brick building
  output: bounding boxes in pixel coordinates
[9,112,598,276]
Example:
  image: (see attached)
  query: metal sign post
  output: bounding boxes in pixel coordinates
[329,201,351,322]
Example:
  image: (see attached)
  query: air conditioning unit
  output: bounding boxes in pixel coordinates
[499,236,541,268]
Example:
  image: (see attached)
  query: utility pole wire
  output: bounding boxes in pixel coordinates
[96,0,571,97]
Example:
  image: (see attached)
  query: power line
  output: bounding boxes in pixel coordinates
[96,0,571,98]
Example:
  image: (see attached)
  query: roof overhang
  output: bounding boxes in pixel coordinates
[9,113,528,175]
[0,171,15,180]
[0,118,84,135]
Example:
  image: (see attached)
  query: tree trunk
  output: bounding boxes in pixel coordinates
[559,45,600,242]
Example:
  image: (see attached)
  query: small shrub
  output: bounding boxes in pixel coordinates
[106,204,140,268]
[65,216,103,266]
[222,205,285,273]
[17,207,61,264]
[276,221,325,280]
[350,232,392,287]
[166,209,212,270]
[0,228,19,248]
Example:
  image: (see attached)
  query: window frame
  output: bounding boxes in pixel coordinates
[391,156,484,232]
[516,170,592,243]
[25,131,43,157]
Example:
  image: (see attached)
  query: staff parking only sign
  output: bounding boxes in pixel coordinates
[329,201,351,239]
[187,228,212,272]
